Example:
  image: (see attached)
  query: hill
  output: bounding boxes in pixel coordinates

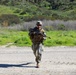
[0,0,76,25]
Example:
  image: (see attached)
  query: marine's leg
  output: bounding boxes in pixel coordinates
[32,44,37,57]
[32,43,43,68]
[35,53,42,68]
[35,43,43,68]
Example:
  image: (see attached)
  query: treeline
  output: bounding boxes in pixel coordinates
[0,0,76,10]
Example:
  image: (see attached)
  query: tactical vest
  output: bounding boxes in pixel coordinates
[29,27,45,44]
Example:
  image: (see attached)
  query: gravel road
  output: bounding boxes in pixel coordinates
[0,46,76,75]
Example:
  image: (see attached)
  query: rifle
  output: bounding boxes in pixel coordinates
[29,28,51,39]
[34,32,51,39]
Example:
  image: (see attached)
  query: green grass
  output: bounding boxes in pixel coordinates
[0,29,76,47]
[44,31,76,46]
[0,29,32,46]
[0,5,20,16]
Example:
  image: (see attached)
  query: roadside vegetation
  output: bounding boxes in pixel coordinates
[44,31,76,46]
[0,28,31,46]
[0,28,76,47]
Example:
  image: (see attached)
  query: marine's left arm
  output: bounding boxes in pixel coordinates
[41,29,46,40]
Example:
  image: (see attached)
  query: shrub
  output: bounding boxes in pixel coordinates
[57,24,65,30]
[0,14,20,26]
[52,13,59,19]
[14,8,21,13]
[44,26,53,31]
[73,40,76,45]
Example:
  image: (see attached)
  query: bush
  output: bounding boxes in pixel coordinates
[52,13,59,19]
[0,14,20,26]
[44,26,53,31]
[14,8,21,13]
[57,24,65,30]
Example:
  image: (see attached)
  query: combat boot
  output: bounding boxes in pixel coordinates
[36,63,39,68]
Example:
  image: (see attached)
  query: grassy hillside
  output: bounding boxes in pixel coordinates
[0,5,14,14]
[0,1,76,26]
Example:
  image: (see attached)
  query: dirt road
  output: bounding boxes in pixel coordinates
[0,46,76,75]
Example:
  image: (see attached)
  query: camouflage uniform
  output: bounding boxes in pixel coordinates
[29,26,46,65]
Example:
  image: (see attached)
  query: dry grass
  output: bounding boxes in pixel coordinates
[4,20,76,31]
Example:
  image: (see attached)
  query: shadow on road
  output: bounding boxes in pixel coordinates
[0,62,35,68]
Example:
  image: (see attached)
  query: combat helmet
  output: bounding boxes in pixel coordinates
[36,21,43,26]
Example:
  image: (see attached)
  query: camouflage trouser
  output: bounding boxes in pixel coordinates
[32,43,43,64]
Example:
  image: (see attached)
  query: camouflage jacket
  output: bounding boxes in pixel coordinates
[29,27,46,44]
